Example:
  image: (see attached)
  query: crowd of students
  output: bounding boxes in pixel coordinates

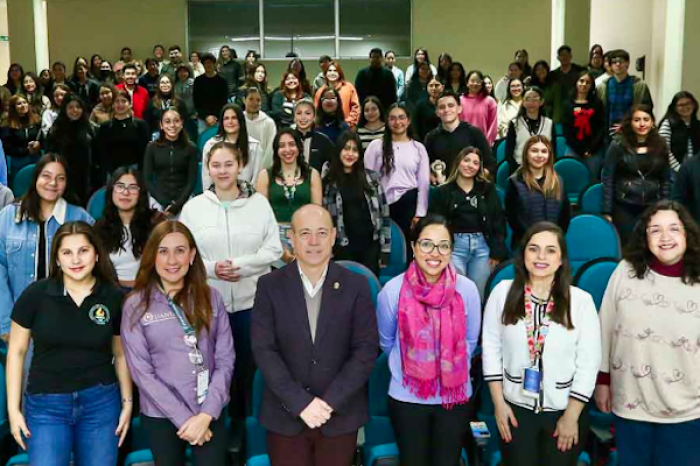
[0,40,699,466]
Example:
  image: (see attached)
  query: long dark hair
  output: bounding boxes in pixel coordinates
[214,103,250,168]
[623,200,700,285]
[517,86,545,119]
[152,74,181,110]
[465,70,488,98]
[504,78,524,104]
[94,167,161,258]
[502,222,573,329]
[325,131,370,194]
[18,153,69,223]
[316,86,345,126]
[381,103,414,176]
[49,94,92,148]
[21,72,46,112]
[131,221,213,334]
[155,106,190,148]
[358,96,386,128]
[5,63,24,94]
[573,70,598,103]
[48,221,118,287]
[412,48,432,69]
[272,128,310,181]
[531,60,551,87]
[661,91,698,126]
[619,105,668,162]
[448,63,467,89]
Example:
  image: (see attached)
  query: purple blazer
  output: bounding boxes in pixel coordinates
[251,261,378,436]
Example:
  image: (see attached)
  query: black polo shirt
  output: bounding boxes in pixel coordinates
[424,121,495,175]
[12,278,124,394]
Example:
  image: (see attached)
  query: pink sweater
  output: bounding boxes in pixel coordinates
[459,94,498,145]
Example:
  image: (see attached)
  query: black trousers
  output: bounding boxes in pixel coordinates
[612,202,646,243]
[388,397,472,466]
[141,414,229,466]
[334,241,381,277]
[389,188,418,263]
[500,402,590,466]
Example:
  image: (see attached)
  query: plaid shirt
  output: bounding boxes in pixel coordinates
[607,76,634,126]
[323,169,391,261]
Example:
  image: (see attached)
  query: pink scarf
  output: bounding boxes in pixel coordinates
[398,261,469,407]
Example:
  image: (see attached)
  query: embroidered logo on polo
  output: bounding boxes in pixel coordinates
[89,304,111,325]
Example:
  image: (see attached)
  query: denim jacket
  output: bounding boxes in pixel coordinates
[0,198,93,334]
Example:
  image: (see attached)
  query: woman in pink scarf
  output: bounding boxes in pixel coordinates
[377,214,482,466]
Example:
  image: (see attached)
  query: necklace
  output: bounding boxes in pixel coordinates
[280,167,301,201]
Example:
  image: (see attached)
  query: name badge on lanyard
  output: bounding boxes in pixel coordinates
[197,370,210,404]
[522,288,553,399]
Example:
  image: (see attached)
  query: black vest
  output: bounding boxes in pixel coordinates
[512,177,565,225]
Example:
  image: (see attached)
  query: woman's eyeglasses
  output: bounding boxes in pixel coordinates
[114,183,141,194]
[417,239,452,255]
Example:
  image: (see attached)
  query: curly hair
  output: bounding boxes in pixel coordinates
[623,200,700,285]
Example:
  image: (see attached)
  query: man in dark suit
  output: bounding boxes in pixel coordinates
[251,204,378,466]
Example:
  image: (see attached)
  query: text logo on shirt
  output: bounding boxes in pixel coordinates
[89,304,111,325]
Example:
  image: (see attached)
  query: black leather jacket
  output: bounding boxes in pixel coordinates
[602,140,671,213]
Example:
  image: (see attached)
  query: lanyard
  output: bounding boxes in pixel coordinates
[167,298,199,350]
[524,286,553,365]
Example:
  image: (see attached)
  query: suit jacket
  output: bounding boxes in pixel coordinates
[251,261,378,436]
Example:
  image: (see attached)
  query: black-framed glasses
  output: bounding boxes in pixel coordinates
[417,239,452,255]
[114,183,141,194]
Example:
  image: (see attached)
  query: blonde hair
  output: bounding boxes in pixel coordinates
[518,135,561,199]
[446,146,490,184]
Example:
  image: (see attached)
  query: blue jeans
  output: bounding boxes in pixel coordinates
[451,233,491,302]
[614,414,700,466]
[24,383,121,466]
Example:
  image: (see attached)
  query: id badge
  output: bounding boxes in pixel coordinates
[197,369,209,404]
[522,366,541,398]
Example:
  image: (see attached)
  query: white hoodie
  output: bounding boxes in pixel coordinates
[245,110,277,169]
[179,188,283,312]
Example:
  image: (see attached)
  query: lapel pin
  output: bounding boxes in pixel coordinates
[334,282,340,290]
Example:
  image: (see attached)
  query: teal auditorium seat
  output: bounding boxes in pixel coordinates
[379,221,407,286]
[495,161,510,192]
[554,157,591,205]
[484,260,515,301]
[574,258,620,310]
[336,260,381,306]
[197,126,218,155]
[565,215,621,276]
[10,164,35,198]
[87,187,107,220]
[579,183,603,215]
[245,370,268,460]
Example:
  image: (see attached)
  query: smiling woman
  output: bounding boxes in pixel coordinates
[505,136,570,249]
[482,222,601,466]
[6,221,131,466]
[376,214,482,466]
[597,201,700,466]
[0,154,94,343]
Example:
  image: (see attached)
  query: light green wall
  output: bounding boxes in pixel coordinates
[7,0,36,70]
[45,0,187,69]
[12,0,557,85]
[412,0,551,79]
[565,0,591,63]
[682,0,700,101]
